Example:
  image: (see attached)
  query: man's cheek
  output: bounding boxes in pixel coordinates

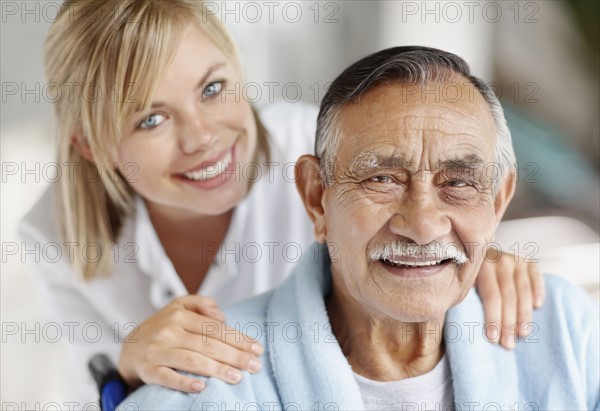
[331,187,368,213]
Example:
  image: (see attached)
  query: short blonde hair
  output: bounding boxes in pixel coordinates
[45,0,269,280]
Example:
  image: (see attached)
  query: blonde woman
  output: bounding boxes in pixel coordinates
[19,0,543,403]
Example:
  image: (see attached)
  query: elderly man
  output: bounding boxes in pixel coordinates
[120,47,598,410]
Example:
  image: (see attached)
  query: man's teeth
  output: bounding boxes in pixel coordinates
[383,259,445,268]
[183,151,232,181]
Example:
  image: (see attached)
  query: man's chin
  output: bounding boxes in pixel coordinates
[370,292,456,325]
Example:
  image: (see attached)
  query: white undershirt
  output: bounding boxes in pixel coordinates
[353,354,455,411]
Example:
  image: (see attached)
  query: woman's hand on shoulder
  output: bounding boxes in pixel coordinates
[117,294,264,393]
[476,249,545,350]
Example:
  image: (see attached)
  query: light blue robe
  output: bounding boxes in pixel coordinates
[119,243,599,410]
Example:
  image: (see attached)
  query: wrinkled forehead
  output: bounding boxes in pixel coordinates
[335,79,497,163]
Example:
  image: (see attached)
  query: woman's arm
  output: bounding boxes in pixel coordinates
[18,189,263,396]
[19,224,122,404]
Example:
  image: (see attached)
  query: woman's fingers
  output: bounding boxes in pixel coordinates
[514,260,533,338]
[117,295,265,391]
[178,310,264,356]
[495,257,518,349]
[475,264,502,344]
[174,330,263,374]
[528,261,545,308]
[142,365,206,393]
[478,249,546,349]
[159,347,258,385]
[178,294,226,321]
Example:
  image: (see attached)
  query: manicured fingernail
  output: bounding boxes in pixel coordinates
[248,358,262,373]
[535,295,543,308]
[227,369,242,383]
[191,381,204,392]
[503,334,515,349]
[251,343,264,356]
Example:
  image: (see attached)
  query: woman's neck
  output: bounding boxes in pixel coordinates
[145,201,234,293]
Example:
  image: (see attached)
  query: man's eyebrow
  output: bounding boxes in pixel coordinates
[348,152,486,176]
[438,153,485,170]
[348,152,413,174]
[148,63,226,109]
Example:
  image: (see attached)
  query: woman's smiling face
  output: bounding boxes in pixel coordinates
[115,24,258,219]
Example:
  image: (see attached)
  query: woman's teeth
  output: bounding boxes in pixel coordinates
[183,151,232,181]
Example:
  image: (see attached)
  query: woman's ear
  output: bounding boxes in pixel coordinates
[295,155,327,243]
[70,126,94,162]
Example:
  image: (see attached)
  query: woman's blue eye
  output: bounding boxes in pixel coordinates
[138,113,165,130]
[203,81,223,97]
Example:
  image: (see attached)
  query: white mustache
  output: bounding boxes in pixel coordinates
[368,241,468,265]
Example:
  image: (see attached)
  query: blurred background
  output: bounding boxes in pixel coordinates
[2,0,599,407]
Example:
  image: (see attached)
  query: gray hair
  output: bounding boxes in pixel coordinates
[315,46,516,195]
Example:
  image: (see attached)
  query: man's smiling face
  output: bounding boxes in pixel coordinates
[317,77,514,323]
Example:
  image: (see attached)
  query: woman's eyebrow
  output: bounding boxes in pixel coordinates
[147,62,227,109]
[195,62,227,90]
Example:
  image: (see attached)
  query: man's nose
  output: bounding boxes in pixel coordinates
[178,108,219,154]
[388,182,451,245]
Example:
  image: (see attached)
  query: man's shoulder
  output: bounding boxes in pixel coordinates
[224,290,275,337]
[519,274,599,408]
[122,371,281,411]
[538,274,599,331]
[447,273,598,409]
[532,274,599,368]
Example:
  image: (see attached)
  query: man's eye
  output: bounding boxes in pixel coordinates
[138,113,166,130]
[369,175,394,184]
[447,180,470,188]
[203,81,223,98]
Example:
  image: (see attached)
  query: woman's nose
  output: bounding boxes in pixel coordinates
[178,108,219,154]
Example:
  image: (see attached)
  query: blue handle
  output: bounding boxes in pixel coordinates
[100,380,127,411]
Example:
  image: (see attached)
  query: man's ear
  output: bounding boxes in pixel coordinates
[295,155,327,243]
[493,170,516,228]
[71,126,94,162]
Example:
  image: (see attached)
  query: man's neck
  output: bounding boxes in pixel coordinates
[326,289,445,382]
